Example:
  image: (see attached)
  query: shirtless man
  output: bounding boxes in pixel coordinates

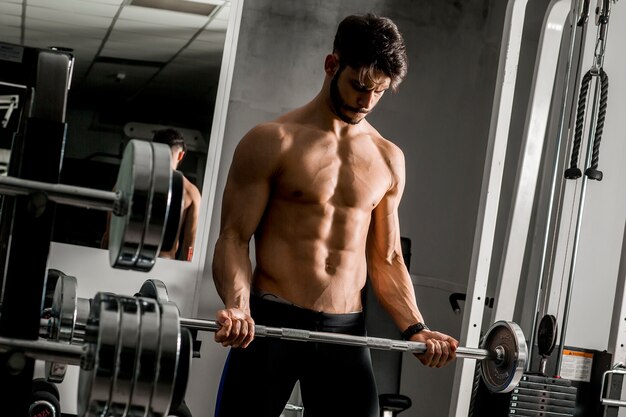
[151,128,201,261]
[212,14,458,417]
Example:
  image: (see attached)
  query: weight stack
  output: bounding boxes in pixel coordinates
[509,374,577,416]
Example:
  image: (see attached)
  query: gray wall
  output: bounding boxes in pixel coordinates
[195,1,507,416]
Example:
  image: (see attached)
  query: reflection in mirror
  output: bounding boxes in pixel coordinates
[0,0,231,261]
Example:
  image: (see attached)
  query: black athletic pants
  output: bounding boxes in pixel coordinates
[214,295,379,417]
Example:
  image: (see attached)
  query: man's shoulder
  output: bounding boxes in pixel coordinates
[182,176,201,197]
[241,120,291,146]
[366,127,404,161]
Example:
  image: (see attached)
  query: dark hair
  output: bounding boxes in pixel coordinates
[333,14,408,91]
[152,128,187,152]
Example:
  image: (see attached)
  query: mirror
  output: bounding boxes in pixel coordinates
[0,0,232,261]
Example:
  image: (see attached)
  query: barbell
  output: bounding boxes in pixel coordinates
[2,275,528,416]
[0,139,184,271]
[140,279,527,394]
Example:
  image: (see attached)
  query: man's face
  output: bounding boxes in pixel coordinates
[330,65,391,125]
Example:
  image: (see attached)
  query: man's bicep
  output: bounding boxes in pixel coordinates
[367,193,403,264]
[219,133,277,240]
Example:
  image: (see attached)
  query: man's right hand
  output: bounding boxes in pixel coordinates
[214,308,256,348]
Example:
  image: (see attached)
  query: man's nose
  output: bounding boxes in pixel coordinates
[356,91,375,110]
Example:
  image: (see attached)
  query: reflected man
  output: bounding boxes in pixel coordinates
[101,128,201,261]
[152,128,201,261]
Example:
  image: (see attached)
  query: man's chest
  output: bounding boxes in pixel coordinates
[275,143,392,209]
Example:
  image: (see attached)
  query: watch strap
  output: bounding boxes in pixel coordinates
[401,323,429,340]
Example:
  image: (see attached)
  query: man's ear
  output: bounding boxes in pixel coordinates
[324,54,340,76]
[177,150,185,162]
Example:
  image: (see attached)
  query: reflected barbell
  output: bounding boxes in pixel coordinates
[0,139,184,271]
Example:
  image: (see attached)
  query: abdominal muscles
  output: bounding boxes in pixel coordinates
[253,198,372,313]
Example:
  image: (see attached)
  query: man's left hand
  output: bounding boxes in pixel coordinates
[410,330,458,368]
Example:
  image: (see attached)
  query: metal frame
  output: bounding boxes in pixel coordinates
[491,0,572,326]
[192,0,245,314]
[0,47,72,417]
[448,0,529,415]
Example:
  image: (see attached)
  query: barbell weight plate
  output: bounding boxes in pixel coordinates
[137,279,170,303]
[537,314,558,357]
[161,170,184,253]
[45,272,78,383]
[480,320,527,393]
[73,297,91,345]
[128,297,161,417]
[108,296,141,417]
[43,269,64,311]
[134,142,173,271]
[78,293,121,417]
[170,327,193,412]
[151,300,182,416]
[109,139,153,270]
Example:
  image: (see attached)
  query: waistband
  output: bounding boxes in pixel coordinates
[250,293,364,333]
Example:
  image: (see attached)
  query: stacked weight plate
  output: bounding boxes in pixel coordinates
[509,374,577,416]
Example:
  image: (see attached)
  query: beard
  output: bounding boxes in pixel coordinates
[330,70,369,125]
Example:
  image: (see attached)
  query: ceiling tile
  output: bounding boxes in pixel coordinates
[100,40,179,62]
[105,32,189,54]
[26,6,113,29]
[113,18,201,40]
[194,28,226,45]
[0,35,21,46]
[0,2,22,16]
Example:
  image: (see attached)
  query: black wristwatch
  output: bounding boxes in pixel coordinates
[401,323,429,340]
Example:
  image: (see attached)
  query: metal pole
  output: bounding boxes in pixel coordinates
[529,0,590,371]
[0,176,120,213]
[554,73,603,375]
[0,337,85,367]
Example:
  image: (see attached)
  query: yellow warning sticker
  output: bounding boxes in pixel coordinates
[560,349,593,382]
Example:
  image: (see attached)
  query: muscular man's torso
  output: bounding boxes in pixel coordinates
[253,114,399,314]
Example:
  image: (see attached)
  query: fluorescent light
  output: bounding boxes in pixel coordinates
[185,0,226,5]
[129,0,218,16]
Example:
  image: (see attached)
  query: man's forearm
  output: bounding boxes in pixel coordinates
[213,236,253,312]
[369,259,424,331]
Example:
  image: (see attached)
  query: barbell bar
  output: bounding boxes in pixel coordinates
[180,316,495,359]
[139,279,527,393]
[0,139,184,271]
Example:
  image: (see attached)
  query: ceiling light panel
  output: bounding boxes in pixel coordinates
[80,0,126,5]
[129,0,217,16]
[120,5,209,28]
